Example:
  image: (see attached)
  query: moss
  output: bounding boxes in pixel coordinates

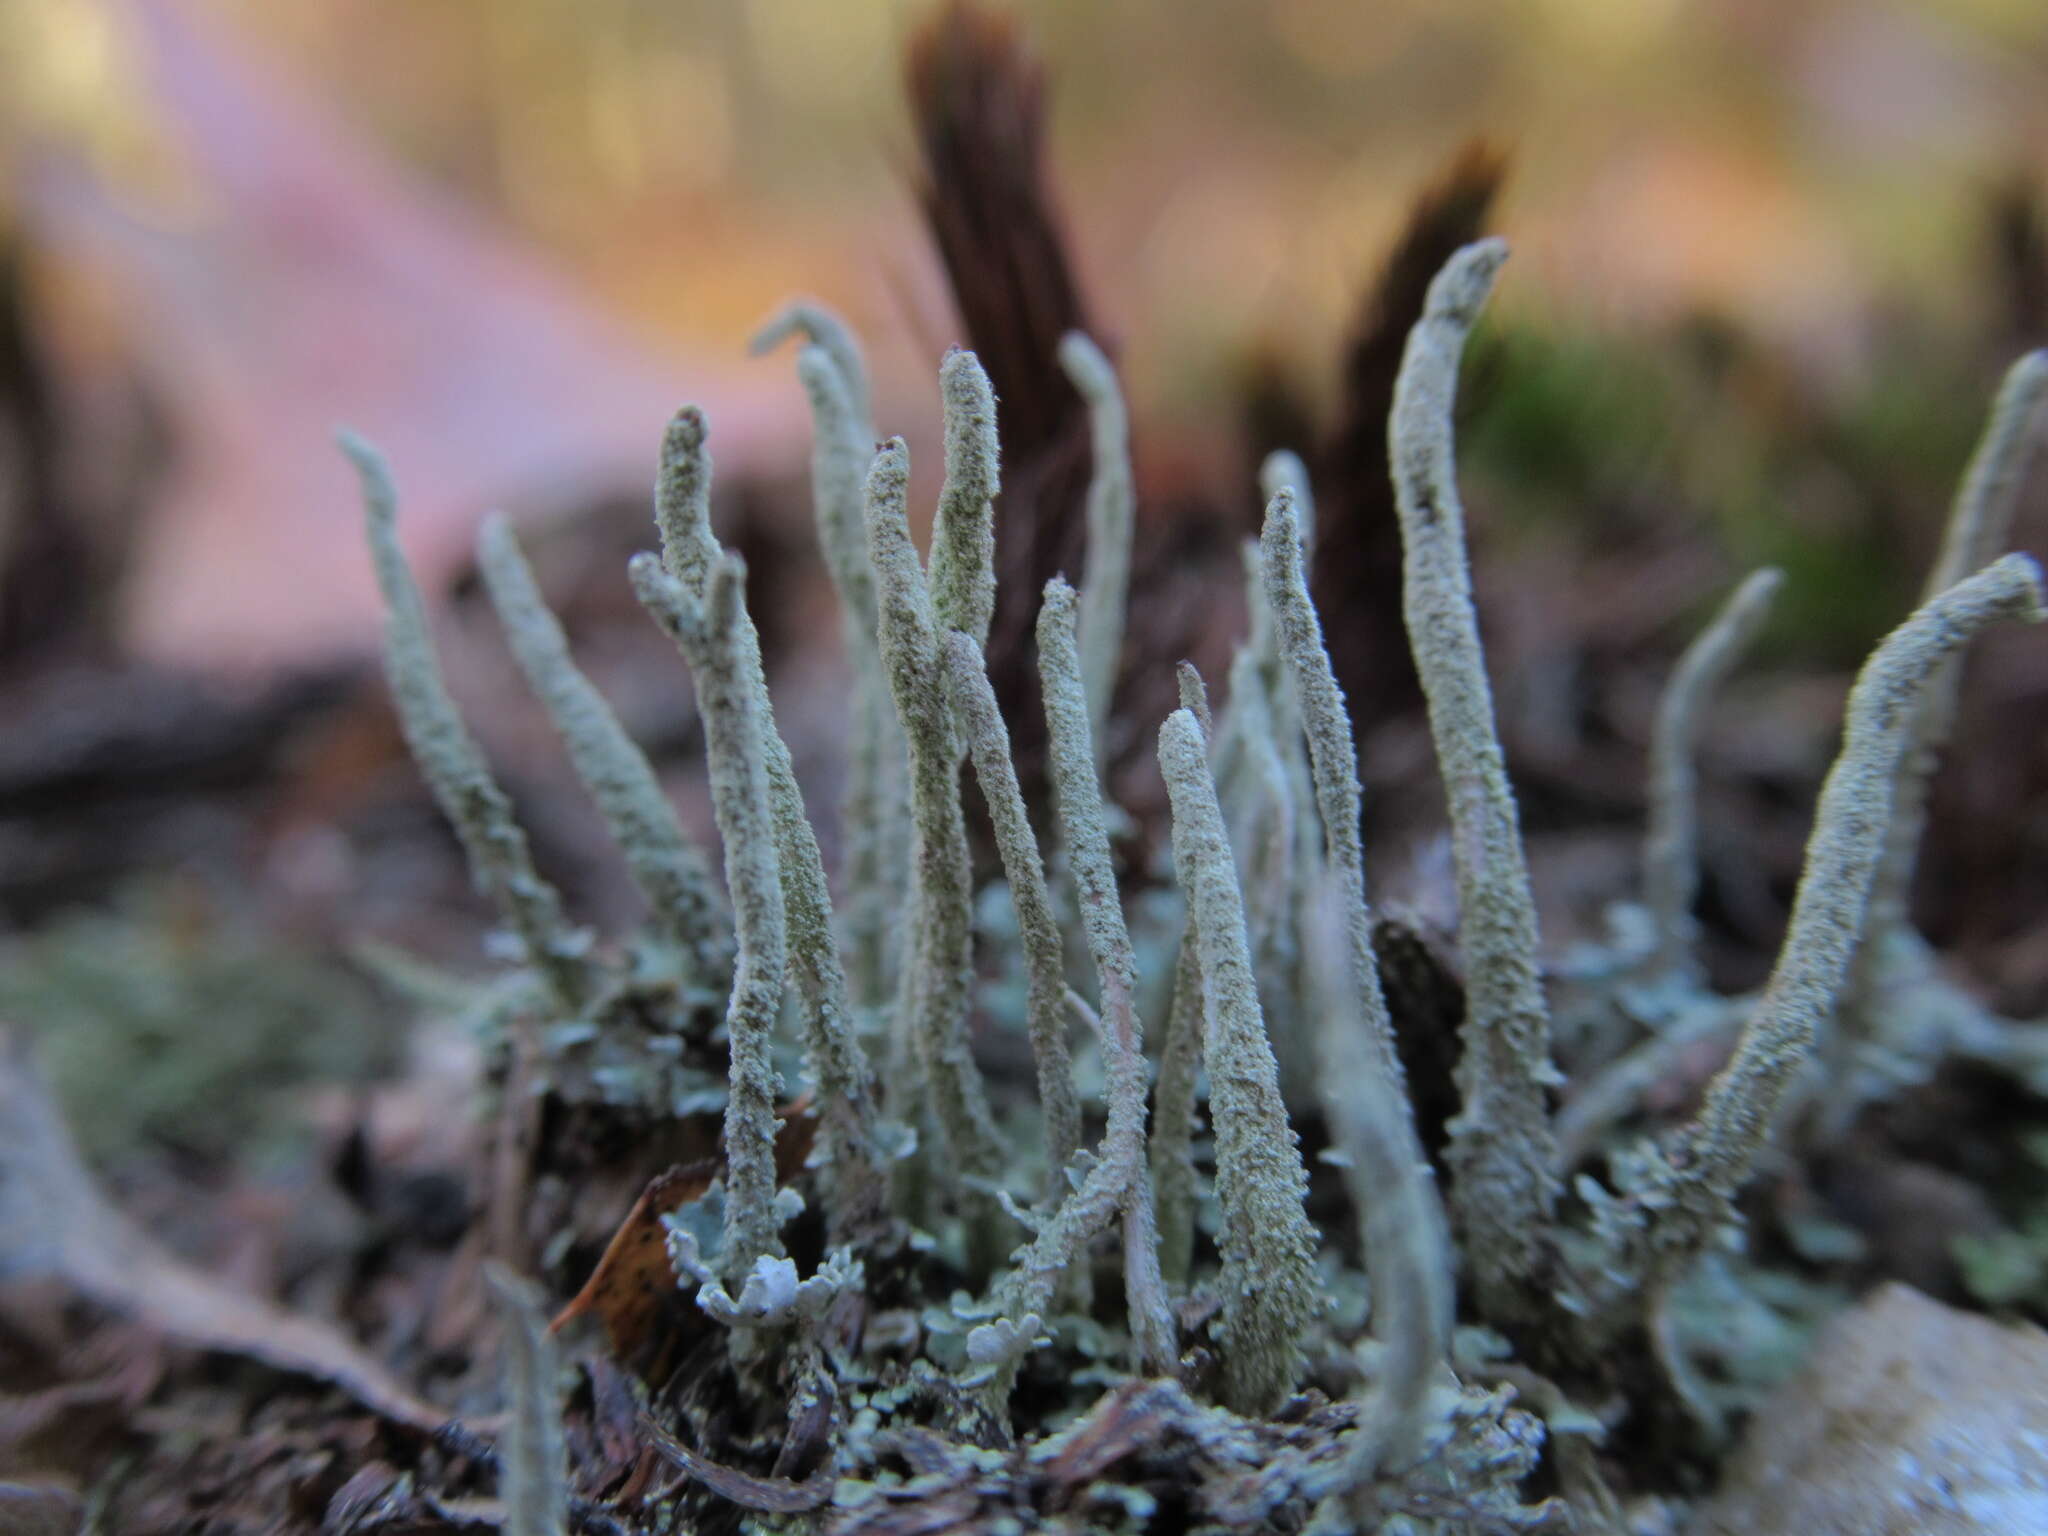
[1,885,392,1169]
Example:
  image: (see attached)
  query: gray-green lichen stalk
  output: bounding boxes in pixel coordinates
[1389,239,1560,1322]
[653,406,886,1227]
[344,432,593,1014]
[1061,332,1135,768]
[1625,553,2046,1301]
[1858,350,2048,965]
[478,514,731,979]
[753,305,908,1014]
[1159,701,1321,1416]
[631,553,788,1275]
[1641,568,1783,978]
[1034,580,1177,1380]
[484,1262,569,1536]
[940,629,1084,1186]
[864,437,1005,1181]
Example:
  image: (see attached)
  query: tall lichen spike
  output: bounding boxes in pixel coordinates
[343,430,589,1011]
[1158,704,1320,1416]
[1388,239,1560,1319]
[477,513,731,977]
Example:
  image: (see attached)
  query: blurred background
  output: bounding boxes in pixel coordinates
[2,0,2046,1182]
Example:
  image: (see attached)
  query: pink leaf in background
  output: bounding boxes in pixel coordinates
[20,0,790,671]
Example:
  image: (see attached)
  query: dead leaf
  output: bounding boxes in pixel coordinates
[548,1164,712,1361]
[547,1103,818,1363]
[0,1028,445,1433]
[638,1415,831,1515]
[18,0,792,669]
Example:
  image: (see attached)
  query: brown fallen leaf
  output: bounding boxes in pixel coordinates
[0,1028,445,1433]
[549,1164,715,1361]
[548,1103,820,1363]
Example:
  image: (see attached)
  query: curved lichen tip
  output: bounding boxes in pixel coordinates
[748,299,873,425]
[1423,236,1509,323]
[1259,485,1302,576]
[1057,331,1120,412]
[337,428,395,522]
[1994,550,2048,621]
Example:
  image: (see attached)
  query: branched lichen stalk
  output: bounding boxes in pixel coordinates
[1158,705,1320,1415]
[343,432,590,1012]
[929,350,1001,650]
[1637,554,2046,1292]
[1858,350,2048,959]
[864,439,1003,1176]
[784,338,905,1010]
[940,629,1082,1187]
[1642,568,1783,977]
[1037,579,1177,1378]
[477,514,731,977]
[1060,333,1134,767]
[630,554,785,1275]
[1303,874,1451,1484]
[484,1263,569,1536]
[1389,239,1560,1313]
[1259,492,1406,1094]
[650,408,883,1225]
